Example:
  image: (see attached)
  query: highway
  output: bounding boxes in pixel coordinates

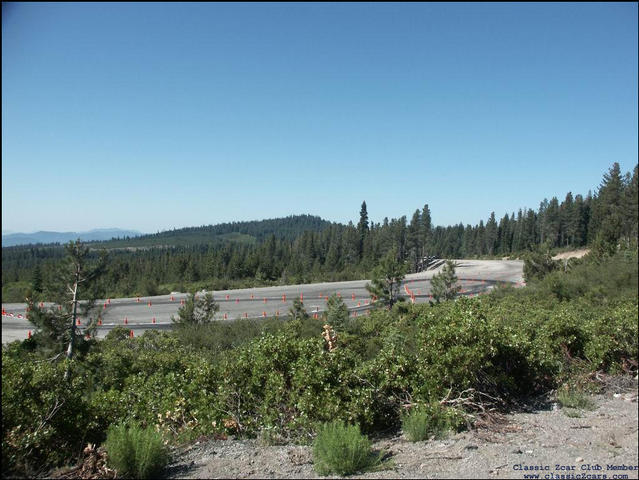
[1,259,524,344]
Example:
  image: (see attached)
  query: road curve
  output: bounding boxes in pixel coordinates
[2,259,523,344]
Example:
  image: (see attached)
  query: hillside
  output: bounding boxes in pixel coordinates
[1,228,143,247]
[90,214,334,248]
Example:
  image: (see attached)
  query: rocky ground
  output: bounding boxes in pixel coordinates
[162,379,638,479]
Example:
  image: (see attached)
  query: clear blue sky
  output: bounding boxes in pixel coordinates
[2,2,637,234]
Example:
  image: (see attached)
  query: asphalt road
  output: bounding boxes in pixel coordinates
[1,259,524,344]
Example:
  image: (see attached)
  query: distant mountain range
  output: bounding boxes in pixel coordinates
[1,228,144,247]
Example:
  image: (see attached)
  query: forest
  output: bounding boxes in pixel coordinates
[2,162,636,303]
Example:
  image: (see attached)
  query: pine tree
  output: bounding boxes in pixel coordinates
[543,197,561,248]
[325,293,349,331]
[497,213,512,254]
[407,209,421,272]
[512,209,524,252]
[485,212,498,255]
[573,194,587,246]
[461,225,474,257]
[538,199,549,244]
[171,291,219,325]
[560,192,575,247]
[31,264,43,297]
[357,201,369,259]
[589,162,625,250]
[622,165,638,246]
[366,248,407,309]
[342,222,360,267]
[27,240,107,380]
[476,220,486,255]
[390,216,408,261]
[289,298,310,321]
[420,204,432,258]
[430,260,460,303]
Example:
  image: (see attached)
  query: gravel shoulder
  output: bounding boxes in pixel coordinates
[163,382,638,479]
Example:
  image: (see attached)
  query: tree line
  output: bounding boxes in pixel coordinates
[2,162,636,302]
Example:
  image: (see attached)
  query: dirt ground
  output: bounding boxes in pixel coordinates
[162,379,638,480]
[552,249,591,260]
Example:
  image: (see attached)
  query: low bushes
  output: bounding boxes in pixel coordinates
[312,421,381,476]
[557,387,597,412]
[1,350,96,476]
[401,403,465,442]
[2,251,637,478]
[104,422,168,479]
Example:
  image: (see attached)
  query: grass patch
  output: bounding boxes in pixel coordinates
[312,421,383,476]
[258,426,286,446]
[104,423,168,479]
[401,403,465,442]
[557,389,597,411]
[562,408,583,418]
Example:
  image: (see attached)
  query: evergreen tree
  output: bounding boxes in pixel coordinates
[325,293,349,331]
[342,222,360,267]
[523,209,537,248]
[324,231,342,274]
[407,209,421,272]
[461,225,474,257]
[31,264,43,297]
[560,192,575,247]
[512,209,524,252]
[475,220,486,255]
[543,197,561,248]
[430,260,460,303]
[171,291,219,325]
[589,162,625,250]
[622,165,638,246]
[538,199,549,244]
[497,213,512,254]
[357,201,369,259]
[366,248,406,309]
[27,240,107,380]
[390,216,408,261]
[289,298,310,321]
[523,242,558,282]
[485,212,498,255]
[420,204,432,258]
[573,194,588,246]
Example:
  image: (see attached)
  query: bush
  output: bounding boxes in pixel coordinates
[104,422,168,479]
[523,245,558,282]
[430,260,461,303]
[312,421,381,476]
[1,280,31,303]
[557,388,596,411]
[401,403,465,442]
[584,302,638,372]
[2,350,99,477]
[171,292,219,325]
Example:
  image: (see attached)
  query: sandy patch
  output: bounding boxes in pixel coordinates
[552,249,590,260]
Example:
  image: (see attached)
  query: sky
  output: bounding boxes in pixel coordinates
[2,2,637,234]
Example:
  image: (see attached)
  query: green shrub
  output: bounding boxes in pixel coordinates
[1,280,31,303]
[557,389,596,411]
[584,302,638,372]
[105,422,168,479]
[562,408,583,418]
[312,421,381,476]
[258,425,286,446]
[401,403,465,442]
[523,246,558,283]
[215,333,362,436]
[2,349,99,477]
